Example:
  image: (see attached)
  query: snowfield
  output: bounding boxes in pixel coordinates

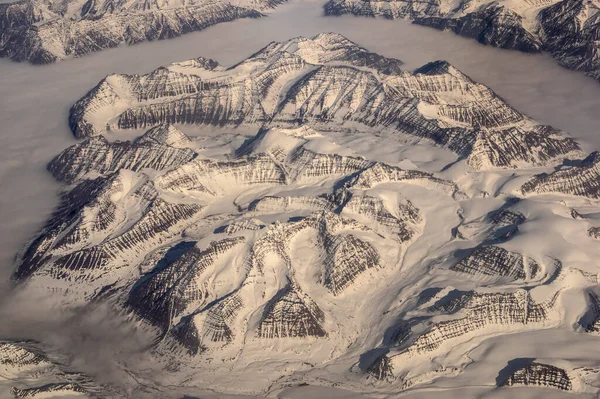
[2,33,600,398]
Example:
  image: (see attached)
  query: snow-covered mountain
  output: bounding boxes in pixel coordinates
[324,0,600,82]
[0,340,114,398]
[8,34,600,397]
[69,33,581,171]
[0,0,285,64]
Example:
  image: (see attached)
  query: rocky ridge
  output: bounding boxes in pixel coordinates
[450,245,541,281]
[8,35,600,396]
[500,361,573,390]
[0,0,285,64]
[0,340,110,398]
[521,151,600,199]
[15,121,455,360]
[323,0,600,83]
[68,33,581,171]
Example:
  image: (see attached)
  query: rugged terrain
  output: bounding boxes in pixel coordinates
[0,0,285,64]
[0,340,115,398]
[68,33,581,170]
[324,0,600,83]
[6,33,600,397]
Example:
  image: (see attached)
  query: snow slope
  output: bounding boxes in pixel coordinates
[5,33,600,398]
[0,0,287,64]
[324,0,600,83]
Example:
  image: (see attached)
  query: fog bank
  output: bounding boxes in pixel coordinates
[1,0,600,395]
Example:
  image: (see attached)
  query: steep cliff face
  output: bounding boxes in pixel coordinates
[581,291,600,333]
[500,361,573,390]
[69,34,580,170]
[9,35,600,396]
[145,207,414,356]
[538,0,600,81]
[0,0,287,64]
[256,279,327,339]
[126,238,246,331]
[397,288,561,357]
[324,0,600,82]
[48,126,197,183]
[365,284,567,388]
[0,340,111,398]
[14,169,205,288]
[16,120,458,359]
[450,246,540,281]
[521,151,600,199]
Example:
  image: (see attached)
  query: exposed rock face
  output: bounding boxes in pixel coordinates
[68,33,580,170]
[16,118,455,358]
[126,238,245,330]
[0,340,110,398]
[340,192,422,242]
[581,291,600,333]
[538,0,600,82]
[416,4,541,53]
[588,226,600,239]
[455,201,525,242]
[48,125,197,183]
[137,124,194,148]
[217,218,265,234]
[162,209,405,354]
[11,35,598,395]
[155,154,287,196]
[324,0,600,82]
[0,342,49,374]
[397,289,561,357]
[500,361,572,390]
[324,0,541,52]
[521,152,600,199]
[451,246,540,281]
[366,354,394,381]
[199,292,243,345]
[11,383,88,398]
[571,208,585,219]
[0,0,285,64]
[321,225,382,295]
[256,280,327,338]
[360,283,565,384]
[14,170,204,288]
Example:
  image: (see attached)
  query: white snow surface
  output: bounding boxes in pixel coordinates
[2,2,600,399]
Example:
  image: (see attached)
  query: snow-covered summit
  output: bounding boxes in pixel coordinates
[324,0,600,83]
[69,34,581,171]
[0,0,283,64]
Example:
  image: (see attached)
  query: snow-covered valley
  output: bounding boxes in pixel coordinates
[2,2,600,398]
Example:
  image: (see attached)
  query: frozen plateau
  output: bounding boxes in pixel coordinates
[3,28,600,399]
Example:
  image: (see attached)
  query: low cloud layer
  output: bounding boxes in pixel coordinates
[2,1,600,396]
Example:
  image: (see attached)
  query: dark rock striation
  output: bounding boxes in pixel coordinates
[0,0,284,64]
[48,125,197,183]
[451,246,540,281]
[68,34,581,170]
[0,340,112,398]
[499,361,572,390]
[521,151,600,199]
[388,288,561,360]
[11,383,88,398]
[324,0,600,82]
[256,279,327,339]
[581,290,600,333]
